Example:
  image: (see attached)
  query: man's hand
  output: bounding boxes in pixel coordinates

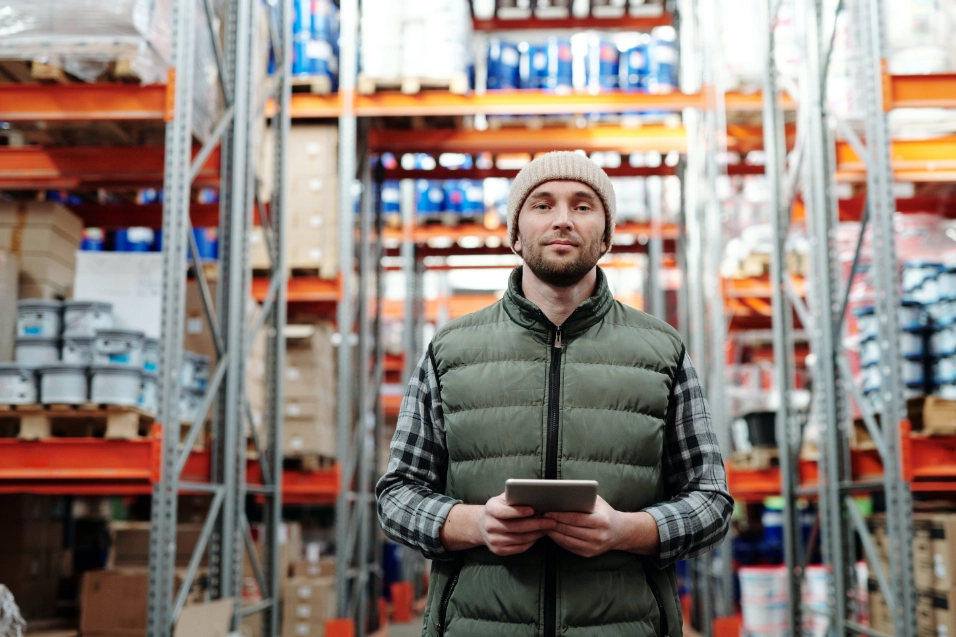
[440,494,557,556]
[479,494,556,556]
[544,496,661,558]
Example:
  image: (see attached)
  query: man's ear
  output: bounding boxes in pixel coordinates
[514,235,522,254]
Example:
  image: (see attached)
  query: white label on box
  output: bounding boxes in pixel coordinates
[295,624,312,637]
[297,586,313,599]
[309,216,323,228]
[288,404,302,417]
[280,523,289,544]
[306,542,321,562]
[186,317,204,335]
[290,435,304,450]
[295,604,312,619]
[935,553,947,579]
[306,142,321,156]
[309,178,323,192]
[308,248,323,261]
[287,367,301,381]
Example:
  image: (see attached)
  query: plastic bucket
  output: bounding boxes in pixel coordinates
[939,266,956,300]
[519,43,549,89]
[738,565,789,600]
[114,227,156,252]
[899,300,925,330]
[803,565,830,599]
[37,364,89,404]
[63,300,113,337]
[859,338,881,366]
[61,336,96,365]
[900,326,927,358]
[854,306,877,337]
[0,364,37,404]
[180,386,205,424]
[90,364,142,407]
[17,299,63,338]
[902,356,925,385]
[16,337,60,367]
[487,39,520,90]
[382,181,401,214]
[181,352,211,391]
[139,371,158,414]
[902,260,941,292]
[741,599,788,629]
[543,37,573,90]
[585,37,619,90]
[143,338,160,373]
[650,26,678,92]
[95,329,146,368]
[936,355,956,385]
[622,38,651,90]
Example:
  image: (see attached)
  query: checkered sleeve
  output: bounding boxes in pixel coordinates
[643,352,735,567]
[375,348,461,560]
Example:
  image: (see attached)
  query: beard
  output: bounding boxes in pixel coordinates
[519,233,604,288]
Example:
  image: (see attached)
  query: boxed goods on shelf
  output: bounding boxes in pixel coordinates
[108,522,204,569]
[918,590,956,637]
[73,252,163,338]
[286,125,339,278]
[281,577,336,637]
[0,202,82,300]
[0,495,65,620]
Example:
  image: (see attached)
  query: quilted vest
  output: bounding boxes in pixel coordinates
[422,267,685,637]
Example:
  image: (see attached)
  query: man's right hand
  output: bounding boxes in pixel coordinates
[440,493,556,556]
[479,494,556,556]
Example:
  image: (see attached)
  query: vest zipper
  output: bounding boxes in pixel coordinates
[544,325,562,637]
[644,569,670,637]
[437,559,463,637]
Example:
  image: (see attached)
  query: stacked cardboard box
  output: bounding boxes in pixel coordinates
[248,323,336,459]
[0,495,65,620]
[252,126,339,278]
[282,577,336,637]
[0,202,82,299]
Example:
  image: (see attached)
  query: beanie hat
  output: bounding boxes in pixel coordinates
[507,151,616,254]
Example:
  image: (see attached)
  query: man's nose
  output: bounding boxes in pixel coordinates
[552,204,572,227]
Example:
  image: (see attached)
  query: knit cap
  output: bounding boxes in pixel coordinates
[507,151,616,254]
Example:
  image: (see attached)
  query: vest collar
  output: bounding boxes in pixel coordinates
[503,266,614,338]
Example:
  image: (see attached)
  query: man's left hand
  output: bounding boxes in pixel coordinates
[542,496,628,558]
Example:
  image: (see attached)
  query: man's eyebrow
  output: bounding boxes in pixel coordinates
[528,190,553,199]
[573,191,598,201]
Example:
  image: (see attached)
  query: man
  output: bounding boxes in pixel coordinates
[376,151,733,637]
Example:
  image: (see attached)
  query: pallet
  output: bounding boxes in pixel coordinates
[357,72,469,96]
[0,404,154,440]
[283,454,336,471]
[292,75,333,95]
[731,446,779,471]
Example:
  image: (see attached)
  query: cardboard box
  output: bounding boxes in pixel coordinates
[0,250,17,360]
[0,201,84,241]
[869,582,893,635]
[173,600,233,637]
[925,397,956,436]
[184,280,220,362]
[291,557,336,579]
[284,420,336,458]
[109,522,204,569]
[281,577,336,636]
[80,569,203,636]
[73,252,164,338]
[0,202,81,298]
[918,589,956,637]
[253,522,302,581]
[927,514,956,591]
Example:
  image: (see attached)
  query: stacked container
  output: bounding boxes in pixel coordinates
[738,565,789,636]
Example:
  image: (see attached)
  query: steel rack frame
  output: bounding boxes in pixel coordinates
[146,0,292,633]
[761,0,918,634]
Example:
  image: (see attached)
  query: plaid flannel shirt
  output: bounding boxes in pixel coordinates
[375,345,734,567]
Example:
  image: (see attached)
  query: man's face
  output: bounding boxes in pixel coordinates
[514,180,607,288]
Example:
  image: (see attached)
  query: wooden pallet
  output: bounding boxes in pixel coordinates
[0,60,142,84]
[292,75,333,95]
[731,446,779,471]
[283,454,336,471]
[0,404,155,440]
[357,72,469,96]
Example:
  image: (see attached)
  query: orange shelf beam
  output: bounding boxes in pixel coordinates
[383,221,678,244]
[888,73,956,109]
[0,146,220,189]
[0,83,169,121]
[253,275,342,304]
[836,135,956,183]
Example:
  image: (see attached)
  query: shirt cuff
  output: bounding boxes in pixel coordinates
[418,494,462,561]
[643,503,685,568]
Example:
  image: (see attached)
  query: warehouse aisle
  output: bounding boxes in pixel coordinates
[388,616,424,637]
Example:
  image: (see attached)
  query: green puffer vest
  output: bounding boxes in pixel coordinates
[422,267,685,637]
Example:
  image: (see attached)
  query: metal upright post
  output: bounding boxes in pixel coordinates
[401,180,418,383]
[759,0,803,632]
[646,176,665,320]
[803,0,851,632]
[262,0,292,634]
[853,0,917,632]
[335,0,360,627]
[147,0,196,632]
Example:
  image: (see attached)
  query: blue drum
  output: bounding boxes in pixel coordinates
[543,38,573,90]
[487,39,520,90]
[622,36,652,90]
[381,181,401,215]
[586,37,619,90]
[520,43,549,90]
[650,26,678,92]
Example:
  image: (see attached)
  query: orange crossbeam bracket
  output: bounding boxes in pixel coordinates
[165,68,177,121]
[325,619,356,637]
[900,419,914,483]
[391,582,414,623]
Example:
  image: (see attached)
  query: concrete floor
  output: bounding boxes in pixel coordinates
[387,614,424,637]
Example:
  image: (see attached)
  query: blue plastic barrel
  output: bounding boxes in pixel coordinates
[487,39,520,90]
[520,43,549,89]
[382,180,401,214]
[461,180,484,215]
[544,37,573,90]
[586,37,619,90]
[193,228,218,261]
[292,0,313,76]
[622,36,652,90]
[114,228,156,252]
[650,27,678,92]
[443,181,465,214]
[81,228,106,252]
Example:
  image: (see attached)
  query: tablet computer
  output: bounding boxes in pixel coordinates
[504,479,598,514]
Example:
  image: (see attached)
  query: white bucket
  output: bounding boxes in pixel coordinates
[741,598,788,629]
[936,355,956,385]
[903,260,941,292]
[900,327,926,358]
[859,338,881,366]
[939,266,956,300]
[143,338,160,373]
[179,386,205,423]
[16,337,60,367]
[37,364,89,404]
[899,301,925,330]
[62,301,113,337]
[855,306,878,338]
[905,277,940,305]
[61,336,95,365]
[902,356,925,385]
[803,565,830,599]
[139,372,158,414]
[0,364,37,404]
[932,320,956,357]
[90,364,142,407]
[94,329,146,368]
[862,363,882,393]
[17,299,62,338]
[939,380,956,400]
[739,566,789,601]
[181,352,210,391]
